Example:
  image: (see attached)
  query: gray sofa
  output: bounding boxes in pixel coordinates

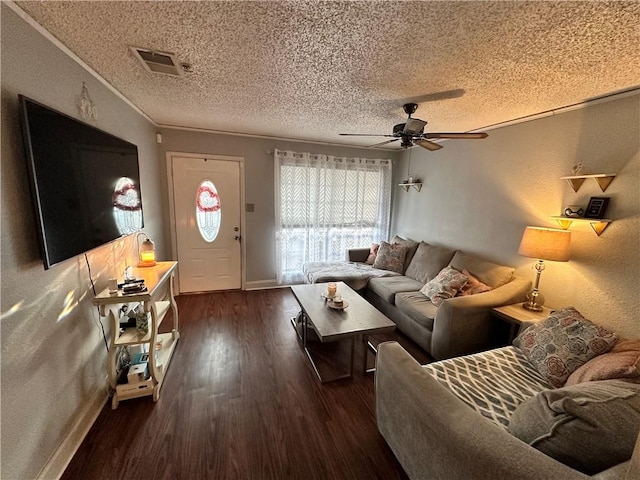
[348,238,530,360]
[375,341,639,480]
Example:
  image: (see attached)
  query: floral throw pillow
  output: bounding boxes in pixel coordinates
[513,307,618,387]
[365,243,379,265]
[457,268,493,296]
[373,241,409,274]
[419,266,469,306]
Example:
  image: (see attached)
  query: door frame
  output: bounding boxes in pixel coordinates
[166,151,246,293]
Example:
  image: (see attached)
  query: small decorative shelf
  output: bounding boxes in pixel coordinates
[398,182,422,192]
[551,216,612,237]
[559,174,616,193]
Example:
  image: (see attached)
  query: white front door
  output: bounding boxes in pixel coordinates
[171,155,242,293]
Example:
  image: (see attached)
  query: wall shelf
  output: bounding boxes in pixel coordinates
[551,216,612,237]
[398,182,422,192]
[559,173,616,193]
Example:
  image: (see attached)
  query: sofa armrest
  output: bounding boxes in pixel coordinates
[375,341,589,480]
[346,247,370,263]
[430,276,531,359]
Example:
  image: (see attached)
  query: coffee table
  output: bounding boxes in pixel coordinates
[290,281,396,383]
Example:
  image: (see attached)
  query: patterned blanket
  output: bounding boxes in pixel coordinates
[423,346,552,429]
[302,261,400,291]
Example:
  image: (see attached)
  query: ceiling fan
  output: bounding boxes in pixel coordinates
[339,103,488,151]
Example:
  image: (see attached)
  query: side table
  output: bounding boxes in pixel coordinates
[491,303,554,344]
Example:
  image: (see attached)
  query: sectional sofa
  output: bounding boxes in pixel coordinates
[344,237,530,359]
[375,307,640,478]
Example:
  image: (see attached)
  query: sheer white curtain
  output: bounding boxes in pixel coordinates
[275,149,392,284]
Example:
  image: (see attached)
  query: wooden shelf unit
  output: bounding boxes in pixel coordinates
[94,261,179,409]
[398,182,423,192]
[559,173,616,193]
[551,216,612,236]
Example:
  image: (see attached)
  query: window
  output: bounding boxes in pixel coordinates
[196,180,221,242]
[113,177,142,235]
[275,149,392,284]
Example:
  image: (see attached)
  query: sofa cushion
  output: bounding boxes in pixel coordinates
[565,339,640,386]
[391,235,420,273]
[404,242,457,283]
[419,266,469,307]
[368,276,424,304]
[395,291,438,330]
[513,307,618,387]
[448,251,514,288]
[373,241,409,274]
[508,379,640,475]
[457,268,493,296]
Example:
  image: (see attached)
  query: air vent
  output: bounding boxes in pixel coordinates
[129,46,183,77]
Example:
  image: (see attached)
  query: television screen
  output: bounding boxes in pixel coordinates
[19,95,144,269]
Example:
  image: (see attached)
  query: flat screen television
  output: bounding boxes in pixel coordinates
[19,95,144,269]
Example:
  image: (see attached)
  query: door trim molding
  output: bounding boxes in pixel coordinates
[166,151,246,292]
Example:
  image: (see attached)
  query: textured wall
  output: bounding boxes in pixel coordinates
[1,7,162,479]
[156,130,401,287]
[392,93,639,338]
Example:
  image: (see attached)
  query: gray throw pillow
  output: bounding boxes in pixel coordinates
[508,379,640,475]
[404,242,457,283]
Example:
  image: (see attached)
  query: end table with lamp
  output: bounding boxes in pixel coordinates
[491,303,555,343]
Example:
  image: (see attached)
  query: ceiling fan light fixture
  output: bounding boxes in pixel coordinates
[403,118,427,135]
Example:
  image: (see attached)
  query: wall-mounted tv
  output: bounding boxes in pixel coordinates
[19,95,144,269]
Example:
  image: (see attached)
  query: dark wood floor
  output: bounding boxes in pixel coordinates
[62,288,431,480]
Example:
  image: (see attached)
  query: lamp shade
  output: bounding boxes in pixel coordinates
[518,227,571,262]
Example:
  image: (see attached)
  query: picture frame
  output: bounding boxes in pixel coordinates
[583,196,610,219]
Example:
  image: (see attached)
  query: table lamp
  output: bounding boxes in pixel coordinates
[137,232,156,267]
[518,226,571,311]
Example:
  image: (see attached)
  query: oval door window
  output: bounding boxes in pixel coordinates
[196,180,221,242]
[113,176,143,235]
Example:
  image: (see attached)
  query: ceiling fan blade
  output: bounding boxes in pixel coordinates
[403,118,427,135]
[339,133,395,137]
[368,138,399,148]
[415,139,443,151]
[425,132,488,139]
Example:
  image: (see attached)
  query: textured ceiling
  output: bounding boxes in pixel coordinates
[14,1,640,149]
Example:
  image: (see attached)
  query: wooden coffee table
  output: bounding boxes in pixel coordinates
[290,281,396,383]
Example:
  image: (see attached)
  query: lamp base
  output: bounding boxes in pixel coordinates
[522,291,545,312]
[522,301,544,312]
[137,260,156,268]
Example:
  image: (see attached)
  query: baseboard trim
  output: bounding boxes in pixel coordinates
[36,385,108,480]
[244,279,281,290]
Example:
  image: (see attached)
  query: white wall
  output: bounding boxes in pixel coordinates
[392,93,640,338]
[1,6,164,479]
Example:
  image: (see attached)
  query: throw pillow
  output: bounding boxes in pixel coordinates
[373,241,409,274]
[508,379,640,475]
[513,307,618,387]
[419,266,469,307]
[391,235,420,272]
[457,268,493,296]
[565,338,640,386]
[365,243,379,265]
